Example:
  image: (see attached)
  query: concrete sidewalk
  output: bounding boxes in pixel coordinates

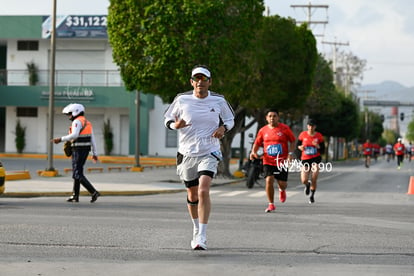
[0,154,244,198]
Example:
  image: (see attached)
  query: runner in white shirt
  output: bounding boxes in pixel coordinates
[164,65,234,250]
[406,142,412,162]
[385,143,393,162]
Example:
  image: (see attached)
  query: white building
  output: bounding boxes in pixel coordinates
[0,15,252,158]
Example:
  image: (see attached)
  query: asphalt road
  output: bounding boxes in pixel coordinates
[0,158,413,276]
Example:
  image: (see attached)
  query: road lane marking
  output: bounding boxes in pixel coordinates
[219,191,249,197]
[249,191,266,197]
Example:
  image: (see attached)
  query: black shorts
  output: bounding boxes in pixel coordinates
[263,165,288,181]
[301,155,322,166]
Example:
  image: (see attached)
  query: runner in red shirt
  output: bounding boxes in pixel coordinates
[393,138,405,169]
[250,109,296,213]
[297,119,324,204]
[372,143,381,162]
[362,139,373,168]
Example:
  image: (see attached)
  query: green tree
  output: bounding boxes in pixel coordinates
[303,54,361,160]
[247,16,317,110]
[107,1,317,176]
[103,119,114,156]
[26,61,39,86]
[221,15,317,174]
[359,110,384,143]
[108,0,264,102]
[382,129,399,144]
[305,54,340,115]
[245,16,317,131]
[333,94,361,141]
[108,0,265,176]
[14,120,26,154]
[405,119,414,142]
[311,93,360,161]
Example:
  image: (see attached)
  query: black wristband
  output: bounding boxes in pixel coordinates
[166,120,174,130]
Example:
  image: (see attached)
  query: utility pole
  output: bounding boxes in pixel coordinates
[321,39,349,85]
[46,0,57,174]
[130,90,143,172]
[359,90,376,139]
[290,2,329,37]
[290,2,330,153]
[290,3,348,87]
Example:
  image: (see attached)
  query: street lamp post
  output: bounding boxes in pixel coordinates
[46,0,57,172]
[134,90,141,168]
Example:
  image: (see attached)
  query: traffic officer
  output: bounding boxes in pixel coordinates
[52,103,100,203]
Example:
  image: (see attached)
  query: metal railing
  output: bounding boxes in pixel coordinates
[0,69,124,87]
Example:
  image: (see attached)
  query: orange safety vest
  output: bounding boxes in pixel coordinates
[69,116,93,150]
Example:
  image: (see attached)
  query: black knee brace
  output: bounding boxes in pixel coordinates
[187,197,199,206]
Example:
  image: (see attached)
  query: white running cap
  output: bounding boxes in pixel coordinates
[191,67,211,78]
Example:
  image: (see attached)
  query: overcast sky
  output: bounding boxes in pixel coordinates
[266,0,414,88]
[1,0,413,87]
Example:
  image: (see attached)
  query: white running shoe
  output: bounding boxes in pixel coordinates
[191,235,207,250]
[190,229,199,249]
[191,239,196,249]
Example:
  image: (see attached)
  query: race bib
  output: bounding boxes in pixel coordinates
[267,144,282,156]
[304,146,317,155]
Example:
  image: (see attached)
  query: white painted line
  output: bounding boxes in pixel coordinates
[219,191,249,197]
[287,191,300,197]
[249,191,266,197]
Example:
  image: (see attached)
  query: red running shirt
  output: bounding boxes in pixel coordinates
[362,142,373,156]
[254,123,295,166]
[393,142,405,156]
[298,131,324,160]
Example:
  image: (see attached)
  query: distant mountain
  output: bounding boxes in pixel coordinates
[361,81,406,95]
[359,81,414,137]
[360,81,414,102]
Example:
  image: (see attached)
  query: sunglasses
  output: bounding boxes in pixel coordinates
[191,75,210,81]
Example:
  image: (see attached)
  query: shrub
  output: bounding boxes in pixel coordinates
[15,120,26,153]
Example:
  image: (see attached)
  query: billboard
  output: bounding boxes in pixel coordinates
[42,15,107,39]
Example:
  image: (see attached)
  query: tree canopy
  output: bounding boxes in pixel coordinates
[382,129,399,144]
[311,93,360,141]
[305,54,339,115]
[406,120,414,142]
[108,0,265,103]
[359,110,384,143]
[245,16,317,111]
[107,1,319,175]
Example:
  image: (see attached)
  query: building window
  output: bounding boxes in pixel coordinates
[165,129,177,148]
[17,41,39,51]
[17,107,38,117]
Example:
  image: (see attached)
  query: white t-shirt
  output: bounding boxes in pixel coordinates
[164,90,235,157]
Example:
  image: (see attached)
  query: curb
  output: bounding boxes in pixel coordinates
[5,171,31,181]
[1,179,244,198]
[1,189,187,198]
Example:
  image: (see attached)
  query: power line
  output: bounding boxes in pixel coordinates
[322,39,350,85]
[290,2,329,37]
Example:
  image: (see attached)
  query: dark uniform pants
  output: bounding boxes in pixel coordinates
[71,149,96,195]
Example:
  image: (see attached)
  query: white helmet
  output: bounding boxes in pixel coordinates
[62,103,85,117]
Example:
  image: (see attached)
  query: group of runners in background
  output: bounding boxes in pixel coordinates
[362,138,413,169]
